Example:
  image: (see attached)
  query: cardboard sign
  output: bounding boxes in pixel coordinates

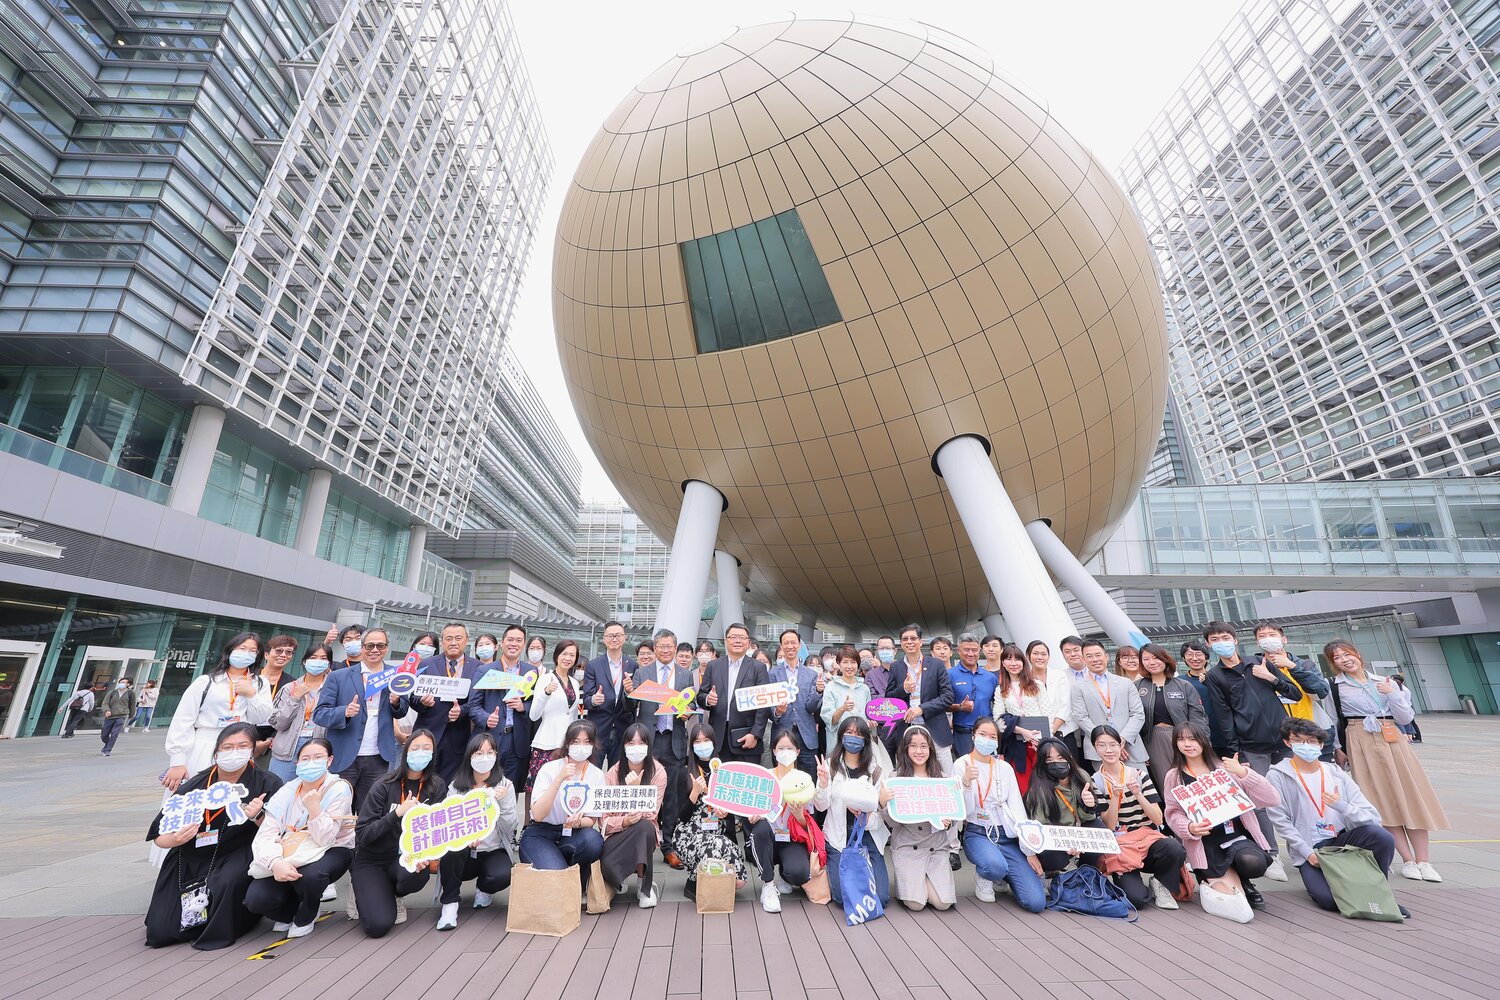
[885,777,966,827]
[583,783,660,816]
[865,698,908,724]
[470,669,537,698]
[399,651,422,673]
[399,674,471,700]
[734,681,796,712]
[362,666,398,694]
[159,781,249,835]
[628,678,678,702]
[1014,820,1120,855]
[704,760,783,818]
[1171,768,1256,827]
[654,687,700,717]
[399,788,500,871]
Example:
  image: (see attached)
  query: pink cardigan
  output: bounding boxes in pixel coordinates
[1162,765,1280,870]
[602,761,668,842]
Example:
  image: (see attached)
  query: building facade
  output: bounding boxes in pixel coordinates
[1121,0,1500,486]
[0,0,552,736]
[575,501,669,628]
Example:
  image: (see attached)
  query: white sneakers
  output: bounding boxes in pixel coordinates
[287,920,315,938]
[271,921,290,933]
[1151,879,1180,910]
[760,883,782,913]
[321,884,337,902]
[473,890,494,909]
[1401,861,1424,880]
[345,894,359,921]
[773,875,795,895]
[394,898,407,925]
[975,877,996,903]
[1418,861,1443,882]
[1264,856,1288,882]
[639,882,659,909]
[436,902,459,931]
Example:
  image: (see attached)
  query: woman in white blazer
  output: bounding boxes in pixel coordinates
[527,639,581,789]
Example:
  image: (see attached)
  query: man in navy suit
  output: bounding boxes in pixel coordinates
[465,623,535,791]
[312,626,410,810]
[633,627,697,869]
[412,621,481,780]
[769,628,823,778]
[885,623,956,768]
[698,622,771,763]
[580,620,637,766]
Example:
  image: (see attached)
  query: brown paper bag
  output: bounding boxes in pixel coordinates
[505,864,582,937]
[695,864,737,914]
[804,852,830,905]
[586,860,613,914]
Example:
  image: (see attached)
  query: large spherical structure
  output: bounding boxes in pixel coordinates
[554,16,1168,632]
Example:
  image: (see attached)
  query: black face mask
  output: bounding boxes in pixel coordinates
[1045,761,1072,780]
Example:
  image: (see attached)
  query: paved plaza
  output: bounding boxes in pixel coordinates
[0,716,1497,999]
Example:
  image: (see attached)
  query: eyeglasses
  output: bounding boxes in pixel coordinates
[363,642,389,651]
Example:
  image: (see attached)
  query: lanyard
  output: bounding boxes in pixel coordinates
[203,766,225,826]
[1100,764,1129,803]
[1054,787,1077,820]
[971,753,995,812]
[1093,673,1111,710]
[1294,766,1326,818]
[283,779,323,832]
[227,671,246,712]
[402,776,425,805]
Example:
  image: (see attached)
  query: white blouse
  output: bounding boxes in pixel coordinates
[528,672,580,751]
[957,752,1029,836]
[165,671,274,767]
[251,774,356,870]
[532,757,606,826]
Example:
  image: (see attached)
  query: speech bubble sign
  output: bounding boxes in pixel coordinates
[159,781,250,835]
[1170,768,1257,827]
[734,681,795,712]
[408,674,470,700]
[885,777,966,826]
[1014,820,1120,855]
[704,760,783,818]
[629,679,679,703]
[362,666,398,694]
[399,788,500,871]
[865,698,908,724]
[584,783,660,816]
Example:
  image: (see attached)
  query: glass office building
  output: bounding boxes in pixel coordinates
[1121,0,1500,486]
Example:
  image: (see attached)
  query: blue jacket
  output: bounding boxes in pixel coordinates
[768,661,823,751]
[885,655,955,747]
[580,653,638,753]
[410,654,482,744]
[311,663,410,772]
[465,661,536,756]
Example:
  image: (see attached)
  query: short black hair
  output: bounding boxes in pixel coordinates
[1180,640,1210,659]
[502,623,526,639]
[724,622,749,638]
[1080,638,1107,653]
[676,642,693,653]
[441,621,468,634]
[899,623,922,639]
[1202,620,1237,640]
[652,628,676,643]
[603,620,624,631]
[779,628,800,643]
[636,641,653,655]
[1281,717,1326,744]
[1060,635,1083,650]
[1253,620,1285,636]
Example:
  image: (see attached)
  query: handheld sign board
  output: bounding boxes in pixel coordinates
[734,681,796,712]
[362,666,398,695]
[159,781,250,834]
[865,698,908,724]
[583,784,660,816]
[1014,820,1120,855]
[399,788,500,871]
[655,687,701,716]
[704,760,783,819]
[885,777,966,827]
[1170,768,1256,827]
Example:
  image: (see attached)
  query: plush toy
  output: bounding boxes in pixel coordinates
[780,768,815,808]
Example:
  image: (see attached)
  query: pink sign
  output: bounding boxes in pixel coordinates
[865,698,908,724]
[704,761,783,818]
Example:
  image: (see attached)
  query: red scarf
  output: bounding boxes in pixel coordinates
[788,809,826,866]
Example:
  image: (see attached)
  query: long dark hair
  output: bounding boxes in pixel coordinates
[1167,722,1222,779]
[997,642,1039,699]
[617,722,657,787]
[687,721,716,776]
[451,732,500,793]
[210,632,264,679]
[833,715,876,780]
[384,727,438,788]
[409,632,440,656]
[552,719,597,763]
[894,725,945,778]
[1024,737,1089,822]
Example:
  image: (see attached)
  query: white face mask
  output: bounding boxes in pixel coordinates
[475,645,495,660]
[696,651,711,664]
[1258,636,1285,653]
[413,644,435,659]
[775,748,798,768]
[527,649,544,664]
[470,754,497,774]
[822,656,835,670]
[215,748,252,772]
[625,744,648,764]
[567,744,592,761]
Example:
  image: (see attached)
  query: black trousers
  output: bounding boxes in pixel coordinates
[100,717,126,753]
[344,754,391,813]
[434,723,470,783]
[1300,824,1395,912]
[62,708,87,737]
[244,848,353,926]
[747,820,811,886]
[1116,837,1187,907]
[600,820,657,891]
[438,847,513,904]
[351,855,430,938]
[652,731,683,848]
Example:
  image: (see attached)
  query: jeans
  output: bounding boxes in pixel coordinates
[519,822,604,889]
[826,832,890,908]
[99,717,125,754]
[130,706,155,729]
[1299,824,1396,912]
[962,825,1047,913]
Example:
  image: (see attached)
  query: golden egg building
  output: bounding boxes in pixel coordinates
[553,16,1167,646]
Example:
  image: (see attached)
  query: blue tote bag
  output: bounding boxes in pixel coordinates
[839,813,885,926]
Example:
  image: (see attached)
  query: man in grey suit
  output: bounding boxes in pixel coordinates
[1070,638,1147,769]
[633,627,696,869]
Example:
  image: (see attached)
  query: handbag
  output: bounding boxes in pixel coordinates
[804,851,830,905]
[838,814,885,926]
[1096,827,1164,875]
[1045,865,1136,920]
[1198,879,1253,923]
[177,838,219,931]
[585,860,613,914]
[505,864,582,936]
[1314,846,1405,922]
[695,860,737,914]
[248,780,346,878]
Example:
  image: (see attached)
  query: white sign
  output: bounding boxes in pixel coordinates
[411,674,471,700]
[1170,768,1256,828]
[1015,820,1120,855]
[734,681,795,712]
[583,783,660,816]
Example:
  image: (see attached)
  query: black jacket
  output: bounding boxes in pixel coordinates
[354,771,449,861]
[1204,660,1303,755]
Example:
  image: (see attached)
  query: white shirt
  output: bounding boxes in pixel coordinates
[532,757,606,826]
[252,774,357,868]
[727,657,744,692]
[164,671,274,768]
[528,672,579,751]
[358,665,384,757]
[958,752,1030,840]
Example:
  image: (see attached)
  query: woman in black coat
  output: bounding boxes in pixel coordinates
[352,728,448,938]
[145,722,282,950]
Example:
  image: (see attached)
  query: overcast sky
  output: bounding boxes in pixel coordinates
[505,1,1245,502]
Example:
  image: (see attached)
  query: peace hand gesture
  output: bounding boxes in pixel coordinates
[815,755,830,787]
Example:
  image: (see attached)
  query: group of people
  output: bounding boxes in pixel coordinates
[142,616,1449,951]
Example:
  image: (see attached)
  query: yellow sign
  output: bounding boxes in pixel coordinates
[398,788,500,872]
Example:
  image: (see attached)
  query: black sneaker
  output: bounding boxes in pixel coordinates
[949,851,962,871]
[1399,905,1412,919]
[1244,883,1266,910]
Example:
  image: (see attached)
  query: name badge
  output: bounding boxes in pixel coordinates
[700,818,720,832]
[1167,691,1184,699]
[774,830,791,843]
[216,714,241,726]
[299,721,316,738]
[1314,820,1337,841]
[366,695,379,715]
[195,830,219,848]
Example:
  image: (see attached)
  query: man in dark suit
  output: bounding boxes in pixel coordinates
[412,622,481,781]
[311,626,410,810]
[769,628,823,777]
[885,623,956,769]
[580,620,637,766]
[465,623,535,791]
[697,622,771,763]
[633,627,696,869]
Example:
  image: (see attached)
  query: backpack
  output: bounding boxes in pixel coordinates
[69,691,88,711]
[1045,865,1137,920]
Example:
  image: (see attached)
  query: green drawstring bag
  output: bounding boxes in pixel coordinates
[1315,846,1405,922]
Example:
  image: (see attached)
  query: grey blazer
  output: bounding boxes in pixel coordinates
[1070,672,1147,763]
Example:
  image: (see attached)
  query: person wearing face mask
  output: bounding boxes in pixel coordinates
[352,729,447,937]
[474,633,499,666]
[1325,639,1448,882]
[1266,718,1408,915]
[1024,738,1107,875]
[435,732,519,930]
[145,722,278,950]
[521,720,607,893]
[768,629,823,779]
[333,624,365,668]
[746,730,818,912]
[99,675,136,757]
[887,725,957,911]
[820,646,871,755]
[695,640,717,672]
[675,721,750,900]
[957,717,1045,911]
[244,738,355,937]
[600,723,667,909]
[1250,622,1333,756]
[312,627,412,816]
[582,621,637,767]
[411,622,481,781]
[526,636,548,667]
[814,716,892,908]
[266,644,334,782]
[162,634,275,795]
[866,636,896,700]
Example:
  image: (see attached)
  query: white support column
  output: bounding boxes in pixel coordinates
[404,523,428,591]
[797,613,816,644]
[1026,520,1149,649]
[653,481,724,646]
[296,468,333,556]
[982,613,1009,640]
[168,403,225,516]
[933,435,1076,660]
[714,549,744,637]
